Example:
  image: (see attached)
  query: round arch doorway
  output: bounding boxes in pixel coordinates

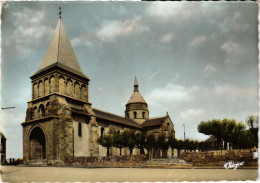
[29,126,46,160]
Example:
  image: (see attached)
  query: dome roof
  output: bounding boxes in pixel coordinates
[127,77,147,105]
[127,91,147,104]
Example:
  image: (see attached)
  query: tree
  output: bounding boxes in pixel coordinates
[246,115,258,129]
[198,118,247,150]
[168,135,178,157]
[113,132,125,156]
[229,121,246,148]
[184,139,197,152]
[246,115,258,147]
[234,130,255,149]
[134,132,146,154]
[97,134,113,156]
[156,134,169,158]
[122,130,135,155]
[176,139,184,157]
[198,119,223,149]
[145,133,155,160]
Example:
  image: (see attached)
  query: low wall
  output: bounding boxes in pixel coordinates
[65,154,148,166]
[180,149,258,166]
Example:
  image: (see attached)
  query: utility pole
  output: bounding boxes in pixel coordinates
[183,123,185,141]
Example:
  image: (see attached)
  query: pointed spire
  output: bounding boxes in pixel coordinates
[134,76,139,92]
[59,7,62,19]
[32,9,88,80]
[127,77,147,105]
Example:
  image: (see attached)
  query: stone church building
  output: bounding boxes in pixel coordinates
[22,16,175,164]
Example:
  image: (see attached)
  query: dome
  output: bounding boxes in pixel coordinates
[126,77,147,105]
[127,91,147,104]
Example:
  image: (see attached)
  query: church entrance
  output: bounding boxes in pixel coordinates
[29,127,46,160]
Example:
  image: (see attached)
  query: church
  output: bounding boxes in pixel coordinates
[22,14,175,164]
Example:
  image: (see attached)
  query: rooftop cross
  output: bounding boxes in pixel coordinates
[59,7,62,18]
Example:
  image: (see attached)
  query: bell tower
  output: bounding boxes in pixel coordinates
[125,77,149,124]
[22,9,98,164]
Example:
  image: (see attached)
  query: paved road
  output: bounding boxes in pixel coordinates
[0,166,258,182]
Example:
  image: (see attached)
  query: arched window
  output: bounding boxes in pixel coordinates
[78,123,82,137]
[46,102,50,115]
[126,113,129,119]
[50,76,55,93]
[81,84,87,101]
[142,112,145,118]
[44,78,50,95]
[74,82,80,98]
[101,127,104,138]
[38,81,44,97]
[39,104,45,118]
[66,79,73,96]
[33,83,38,99]
[134,111,137,119]
[58,76,66,95]
[33,106,38,119]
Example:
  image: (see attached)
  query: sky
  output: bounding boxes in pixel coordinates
[1,1,259,159]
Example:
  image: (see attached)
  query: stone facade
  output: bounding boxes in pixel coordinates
[22,16,175,165]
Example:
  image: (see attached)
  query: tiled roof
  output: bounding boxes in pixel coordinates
[92,108,142,129]
[141,117,165,127]
[32,18,88,79]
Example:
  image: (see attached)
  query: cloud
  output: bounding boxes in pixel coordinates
[189,36,207,46]
[71,37,94,47]
[146,82,199,107]
[211,84,257,97]
[203,63,216,77]
[220,41,241,56]
[159,33,175,43]
[96,16,149,42]
[180,108,204,120]
[4,8,52,56]
[220,11,249,33]
[146,2,192,19]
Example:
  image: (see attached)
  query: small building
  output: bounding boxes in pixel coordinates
[0,131,7,165]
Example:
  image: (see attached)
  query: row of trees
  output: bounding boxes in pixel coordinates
[198,116,258,149]
[97,131,210,157]
[98,116,258,157]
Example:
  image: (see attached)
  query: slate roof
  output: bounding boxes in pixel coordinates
[92,108,142,129]
[31,18,88,79]
[141,117,166,127]
[127,77,147,105]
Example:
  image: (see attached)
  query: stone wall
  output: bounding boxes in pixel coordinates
[64,154,148,166]
[180,149,258,166]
